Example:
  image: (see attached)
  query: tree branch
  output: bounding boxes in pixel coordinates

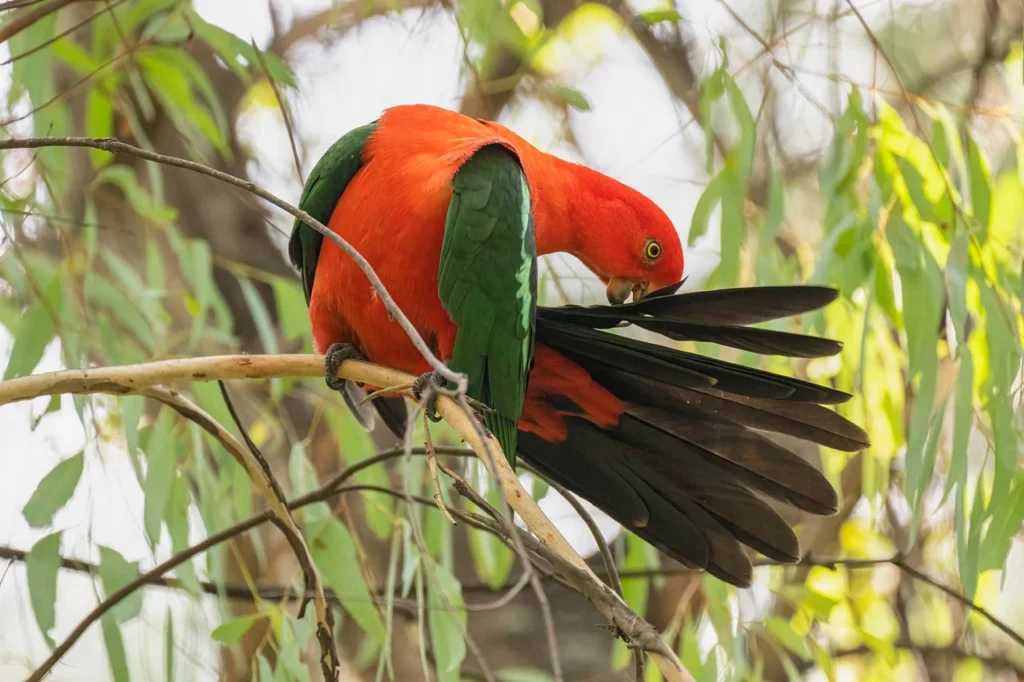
[0,353,695,680]
[0,0,83,45]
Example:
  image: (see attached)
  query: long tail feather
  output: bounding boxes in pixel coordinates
[519,284,867,586]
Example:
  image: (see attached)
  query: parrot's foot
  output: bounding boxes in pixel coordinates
[411,370,446,423]
[324,342,364,392]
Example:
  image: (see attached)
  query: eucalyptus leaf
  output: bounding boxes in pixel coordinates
[100,612,130,682]
[22,451,84,528]
[26,532,62,649]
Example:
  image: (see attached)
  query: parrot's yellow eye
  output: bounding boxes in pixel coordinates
[644,239,662,261]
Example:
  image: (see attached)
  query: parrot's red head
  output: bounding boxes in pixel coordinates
[561,164,685,305]
[477,117,684,304]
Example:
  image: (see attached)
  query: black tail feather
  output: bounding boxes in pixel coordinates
[517,284,867,587]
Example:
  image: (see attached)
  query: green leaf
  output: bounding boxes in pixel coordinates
[308,516,386,642]
[724,75,755,188]
[637,9,682,24]
[966,135,992,235]
[257,655,275,682]
[184,7,296,87]
[895,157,953,226]
[857,628,897,666]
[121,395,145,481]
[979,478,1024,571]
[553,85,591,111]
[137,49,227,155]
[100,613,130,682]
[978,282,1020,474]
[93,165,177,224]
[765,616,811,660]
[9,11,72,185]
[688,172,726,246]
[143,408,177,547]
[51,36,100,74]
[272,277,312,347]
[961,469,987,601]
[4,274,62,380]
[26,532,62,648]
[707,167,745,288]
[211,613,262,645]
[22,452,84,528]
[888,213,944,523]
[86,86,115,168]
[427,561,467,682]
[165,609,175,682]
[165,474,201,595]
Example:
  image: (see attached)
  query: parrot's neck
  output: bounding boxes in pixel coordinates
[529,154,594,257]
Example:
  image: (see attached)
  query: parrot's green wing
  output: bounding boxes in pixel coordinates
[288,121,377,304]
[438,144,537,467]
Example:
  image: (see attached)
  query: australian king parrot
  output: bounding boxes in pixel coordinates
[288,104,868,586]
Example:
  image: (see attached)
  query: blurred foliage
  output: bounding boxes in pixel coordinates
[1,0,1023,681]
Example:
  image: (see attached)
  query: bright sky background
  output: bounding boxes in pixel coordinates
[2,0,1022,680]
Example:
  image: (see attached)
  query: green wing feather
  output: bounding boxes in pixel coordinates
[438,144,537,467]
[288,121,377,304]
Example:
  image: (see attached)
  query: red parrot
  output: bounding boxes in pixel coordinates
[289,104,868,586]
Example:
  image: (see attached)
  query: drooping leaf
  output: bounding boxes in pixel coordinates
[143,408,177,546]
[97,546,143,622]
[765,616,811,660]
[966,135,992,236]
[100,612,130,682]
[308,516,386,642]
[427,561,467,682]
[93,165,178,224]
[4,274,62,380]
[22,451,84,528]
[26,532,62,649]
[553,85,591,111]
[165,608,175,682]
[184,7,296,87]
[211,613,263,645]
[688,172,725,246]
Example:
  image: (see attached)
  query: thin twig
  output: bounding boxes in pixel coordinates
[249,38,304,185]
[0,136,462,390]
[423,413,456,524]
[440,463,564,682]
[893,557,1023,648]
[217,381,341,679]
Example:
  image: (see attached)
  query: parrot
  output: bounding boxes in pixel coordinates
[288,104,868,586]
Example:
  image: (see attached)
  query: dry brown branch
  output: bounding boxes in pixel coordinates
[0,0,82,44]
[0,353,695,680]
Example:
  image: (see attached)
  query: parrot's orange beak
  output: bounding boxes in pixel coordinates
[605,277,649,305]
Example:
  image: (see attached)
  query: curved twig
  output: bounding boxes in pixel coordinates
[0,136,463,392]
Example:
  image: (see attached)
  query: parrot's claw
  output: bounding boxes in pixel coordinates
[411,370,446,423]
[324,343,364,392]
